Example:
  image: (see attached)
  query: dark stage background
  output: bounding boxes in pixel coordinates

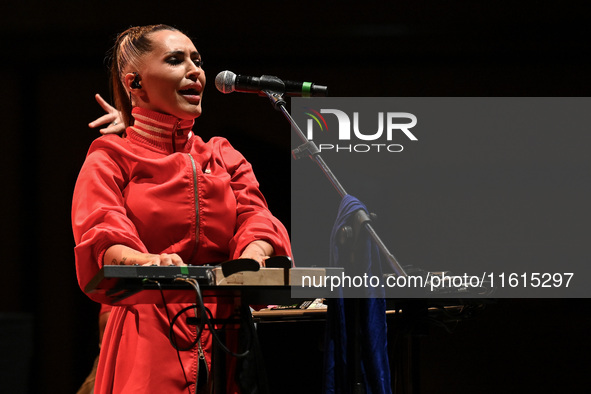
[0,1,590,393]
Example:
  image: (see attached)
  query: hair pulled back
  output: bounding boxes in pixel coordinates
[110,24,180,126]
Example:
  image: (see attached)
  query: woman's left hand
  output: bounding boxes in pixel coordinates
[239,240,274,266]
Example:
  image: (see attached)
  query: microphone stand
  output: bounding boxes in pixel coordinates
[263,89,407,394]
[263,90,408,278]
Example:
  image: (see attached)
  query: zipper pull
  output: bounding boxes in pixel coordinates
[197,340,209,390]
[197,340,206,360]
[171,121,182,153]
[175,120,183,136]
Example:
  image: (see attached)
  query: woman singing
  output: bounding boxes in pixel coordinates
[72,24,291,393]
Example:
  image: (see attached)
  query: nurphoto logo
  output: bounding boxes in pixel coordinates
[303,107,418,153]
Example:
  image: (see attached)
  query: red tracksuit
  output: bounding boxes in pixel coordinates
[72,107,291,393]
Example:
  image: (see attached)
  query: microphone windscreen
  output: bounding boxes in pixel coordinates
[215,70,236,94]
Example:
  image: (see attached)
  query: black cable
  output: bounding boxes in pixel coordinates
[156,281,192,394]
[152,276,256,394]
[176,277,251,358]
[169,304,201,351]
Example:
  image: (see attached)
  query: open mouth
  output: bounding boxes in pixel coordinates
[179,87,201,104]
[179,88,200,96]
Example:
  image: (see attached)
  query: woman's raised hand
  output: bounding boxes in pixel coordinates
[88,94,125,134]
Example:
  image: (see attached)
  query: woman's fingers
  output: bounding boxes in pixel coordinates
[94,93,115,112]
[89,113,116,128]
[89,93,124,134]
[141,253,185,266]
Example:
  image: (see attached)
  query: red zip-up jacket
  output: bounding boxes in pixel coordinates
[72,107,291,393]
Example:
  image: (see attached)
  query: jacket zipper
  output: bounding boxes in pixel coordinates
[192,303,209,392]
[197,339,209,390]
[187,153,199,263]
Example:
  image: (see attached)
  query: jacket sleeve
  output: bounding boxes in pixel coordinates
[72,138,148,292]
[216,139,292,260]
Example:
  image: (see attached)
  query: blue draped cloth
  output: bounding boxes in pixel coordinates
[323,195,392,394]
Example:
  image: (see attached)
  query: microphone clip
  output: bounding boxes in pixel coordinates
[262,89,286,110]
[257,75,285,96]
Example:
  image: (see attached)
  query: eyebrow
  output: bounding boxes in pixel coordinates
[165,50,201,58]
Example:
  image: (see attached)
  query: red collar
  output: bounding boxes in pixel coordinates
[126,107,195,153]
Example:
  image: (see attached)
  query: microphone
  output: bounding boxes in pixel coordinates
[215,70,328,97]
